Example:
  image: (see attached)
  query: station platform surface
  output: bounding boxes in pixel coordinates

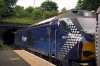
[0,50,55,66]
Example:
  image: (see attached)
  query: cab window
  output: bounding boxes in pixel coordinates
[60,20,71,32]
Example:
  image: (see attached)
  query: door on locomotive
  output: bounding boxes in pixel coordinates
[49,21,57,58]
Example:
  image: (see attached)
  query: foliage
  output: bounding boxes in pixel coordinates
[51,10,58,16]
[61,7,67,13]
[14,5,24,17]
[2,17,43,24]
[14,5,29,17]
[75,0,100,11]
[0,40,4,50]
[32,8,42,19]
[58,7,69,15]
[1,0,59,23]
[0,0,6,17]
[2,0,18,17]
[43,11,51,18]
[19,9,29,17]
[14,5,24,13]
[43,10,58,19]
[41,0,58,11]
[25,6,34,13]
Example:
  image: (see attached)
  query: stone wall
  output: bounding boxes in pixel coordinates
[0,22,31,39]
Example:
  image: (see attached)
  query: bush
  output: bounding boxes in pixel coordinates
[0,40,4,50]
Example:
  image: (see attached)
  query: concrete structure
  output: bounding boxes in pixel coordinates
[0,50,55,66]
[0,22,31,44]
[97,14,100,66]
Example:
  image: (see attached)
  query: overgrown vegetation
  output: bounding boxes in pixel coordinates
[2,17,43,24]
[75,0,100,11]
[0,40,4,50]
[0,0,69,23]
[1,0,100,24]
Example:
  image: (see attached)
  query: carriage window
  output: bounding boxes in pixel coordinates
[60,20,71,32]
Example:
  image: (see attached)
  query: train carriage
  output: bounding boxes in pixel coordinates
[14,10,96,66]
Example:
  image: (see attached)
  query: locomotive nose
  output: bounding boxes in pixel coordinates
[81,41,95,61]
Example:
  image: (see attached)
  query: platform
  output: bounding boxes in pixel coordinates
[0,50,55,66]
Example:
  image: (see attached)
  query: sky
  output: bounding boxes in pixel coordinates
[16,0,78,11]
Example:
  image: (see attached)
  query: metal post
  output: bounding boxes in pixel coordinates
[49,30,51,56]
[97,14,100,66]
[34,0,35,8]
[55,29,57,58]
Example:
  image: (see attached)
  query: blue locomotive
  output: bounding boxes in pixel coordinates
[14,10,96,66]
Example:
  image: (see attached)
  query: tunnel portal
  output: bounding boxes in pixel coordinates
[3,28,19,45]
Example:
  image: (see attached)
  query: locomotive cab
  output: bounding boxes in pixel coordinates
[57,16,96,66]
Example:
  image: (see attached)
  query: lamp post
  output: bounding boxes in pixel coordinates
[34,0,35,8]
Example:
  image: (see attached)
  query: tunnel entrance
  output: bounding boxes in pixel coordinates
[3,28,19,45]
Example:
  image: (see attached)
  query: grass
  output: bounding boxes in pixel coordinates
[2,17,44,24]
[0,40,4,50]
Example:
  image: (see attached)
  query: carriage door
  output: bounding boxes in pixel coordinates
[49,25,57,58]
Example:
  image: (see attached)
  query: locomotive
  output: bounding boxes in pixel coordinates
[14,10,96,66]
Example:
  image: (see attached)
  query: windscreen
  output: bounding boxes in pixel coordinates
[60,20,71,32]
[77,18,96,33]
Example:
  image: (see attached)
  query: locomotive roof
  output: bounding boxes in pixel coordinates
[27,10,95,28]
[27,17,55,27]
[52,10,95,20]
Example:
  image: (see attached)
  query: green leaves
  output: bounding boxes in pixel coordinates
[32,8,42,19]
[40,0,58,11]
[26,6,34,13]
[2,0,18,17]
[0,40,4,50]
[75,0,100,11]
[0,0,6,16]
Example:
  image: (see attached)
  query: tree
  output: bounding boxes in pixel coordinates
[43,11,51,18]
[2,0,18,17]
[14,5,29,17]
[25,6,34,13]
[75,0,82,10]
[75,0,100,11]
[14,5,24,17]
[40,0,58,11]
[20,9,29,17]
[32,8,42,19]
[50,10,58,16]
[61,7,67,13]
[0,0,6,17]
[14,5,24,13]
[43,10,58,19]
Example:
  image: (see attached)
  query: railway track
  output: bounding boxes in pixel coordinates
[3,45,14,50]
